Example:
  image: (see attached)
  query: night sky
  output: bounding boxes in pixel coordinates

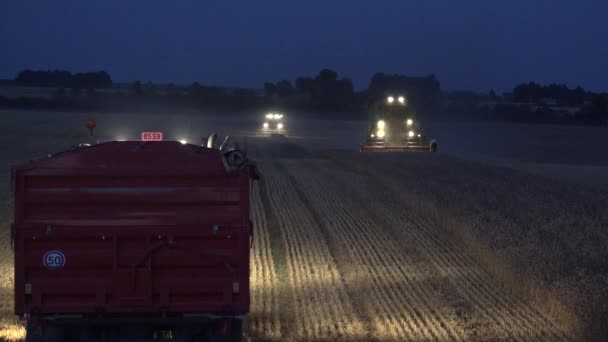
[1,1,607,92]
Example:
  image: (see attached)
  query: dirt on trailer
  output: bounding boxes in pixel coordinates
[1,111,608,341]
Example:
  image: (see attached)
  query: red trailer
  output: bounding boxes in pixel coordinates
[11,141,257,341]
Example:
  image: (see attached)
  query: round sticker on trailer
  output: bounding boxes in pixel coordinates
[43,251,66,269]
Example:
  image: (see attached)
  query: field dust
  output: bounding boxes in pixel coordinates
[1,110,607,341]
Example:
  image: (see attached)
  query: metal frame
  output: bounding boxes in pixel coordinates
[13,141,254,341]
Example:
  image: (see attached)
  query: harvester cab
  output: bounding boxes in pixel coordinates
[361,95,437,152]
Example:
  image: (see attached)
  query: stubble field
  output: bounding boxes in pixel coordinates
[1,110,607,341]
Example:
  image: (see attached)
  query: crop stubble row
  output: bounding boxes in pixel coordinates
[247,184,282,340]
[259,161,365,340]
[311,157,570,341]
[348,155,573,340]
[280,159,465,341]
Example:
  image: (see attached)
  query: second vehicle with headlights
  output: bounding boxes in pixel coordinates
[261,112,286,135]
[361,95,437,152]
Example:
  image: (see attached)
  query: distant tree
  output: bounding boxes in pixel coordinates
[275,80,294,98]
[512,82,589,106]
[513,82,541,102]
[15,69,71,87]
[579,95,608,125]
[317,69,338,82]
[572,86,586,106]
[188,82,203,103]
[489,89,497,100]
[309,69,355,111]
[263,82,277,97]
[15,69,112,89]
[295,77,315,94]
[144,82,157,96]
[132,81,143,96]
[166,83,179,97]
[189,82,202,97]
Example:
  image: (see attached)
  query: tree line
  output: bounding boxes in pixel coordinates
[15,70,112,89]
[512,82,589,106]
[2,69,606,125]
[445,82,607,125]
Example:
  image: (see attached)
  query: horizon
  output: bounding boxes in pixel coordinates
[1,1,607,93]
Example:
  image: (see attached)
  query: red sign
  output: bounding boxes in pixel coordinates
[141,132,163,141]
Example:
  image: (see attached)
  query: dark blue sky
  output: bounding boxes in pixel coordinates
[1,0,606,92]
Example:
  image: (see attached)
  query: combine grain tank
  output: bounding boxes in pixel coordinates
[11,140,258,341]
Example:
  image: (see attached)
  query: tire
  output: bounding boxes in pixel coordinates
[25,320,63,342]
[206,318,243,342]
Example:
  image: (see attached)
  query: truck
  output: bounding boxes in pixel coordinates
[11,137,258,341]
[360,95,437,152]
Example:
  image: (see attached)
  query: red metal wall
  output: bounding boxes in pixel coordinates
[12,142,252,316]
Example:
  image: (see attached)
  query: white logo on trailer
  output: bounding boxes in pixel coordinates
[43,250,66,269]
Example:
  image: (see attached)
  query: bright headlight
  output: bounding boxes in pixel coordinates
[377,120,386,129]
[263,122,269,128]
[387,96,394,104]
[274,114,282,119]
[398,96,405,104]
[408,131,415,138]
[406,119,413,126]
[180,139,188,145]
[277,123,284,129]
[370,133,375,138]
[377,130,385,138]
[266,113,273,119]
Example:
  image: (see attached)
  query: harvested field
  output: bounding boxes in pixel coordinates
[1,111,607,341]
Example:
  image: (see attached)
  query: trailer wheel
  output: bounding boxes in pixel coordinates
[25,320,62,342]
[205,318,243,342]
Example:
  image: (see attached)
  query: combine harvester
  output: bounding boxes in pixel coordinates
[11,130,258,341]
[260,112,287,137]
[360,95,437,152]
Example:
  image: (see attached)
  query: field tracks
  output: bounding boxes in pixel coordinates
[277,160,466,341]
[247,184,282,340]
[318,156,572,341]
[255,161,365,341]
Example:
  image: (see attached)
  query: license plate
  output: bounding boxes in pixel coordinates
[141,132,163,141]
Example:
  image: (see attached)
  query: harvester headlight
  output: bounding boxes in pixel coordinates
[377,130,385,138]
[377,120,386,129]
[274,114,282,119]
[398,96,405,104]
[406,119,413,126]
[387,96,394,104]
[408,131,415,138]
[277,123,284,129]
[266,113,274,119]
[180,139,188,145]
[263,122,269,128]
